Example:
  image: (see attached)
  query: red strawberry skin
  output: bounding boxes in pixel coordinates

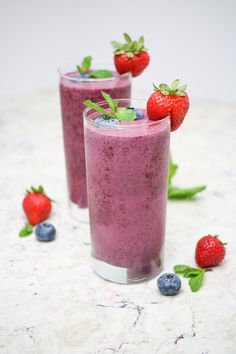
[195,235,226,268]
[147,91,189,131]
[114,52,150,77]
[23,192,52,225]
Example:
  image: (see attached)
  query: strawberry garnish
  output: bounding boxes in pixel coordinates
[195,235,226,268]
[147,79,190,131]
[111,33,150,77]
[22,185,52,226]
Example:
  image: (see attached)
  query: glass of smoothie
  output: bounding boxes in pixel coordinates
[84,98,170,283]
[58,61,131,222]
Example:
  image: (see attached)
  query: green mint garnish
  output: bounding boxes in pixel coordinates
[168,154,206,199]
[189,271,205,292]
[168,186,206,199]
[168,154,178,186]
[19,223,33,237]
[84,91,136,122]
[111,33,147,57]
[101,91,118,113]
[154,79,187,97]
[83,100,115,119]
[76,56,92,74]
[174,264,206,292]
[115,108,136,122]
[89,70,113,79]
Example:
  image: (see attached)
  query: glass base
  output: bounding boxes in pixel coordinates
[69,201,89,223]
[91,255,163,284]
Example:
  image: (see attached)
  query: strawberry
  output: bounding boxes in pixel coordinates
[146,80,190,131]
[22,186,52,225]
[195,235,226,268]
[111,33,150,77]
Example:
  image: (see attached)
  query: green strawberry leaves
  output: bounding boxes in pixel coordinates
[84,91,136,122]
[174,264,206,292]
[88,70,113,79]
[154,79,187,97]
[26,185,45,195]
[19,223,33,237]
[76,56,92,74]
[168,154,206,200]
[111,33,147,56]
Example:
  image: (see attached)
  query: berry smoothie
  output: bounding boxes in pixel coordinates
[84,103,170,283]
[59,67,131,215]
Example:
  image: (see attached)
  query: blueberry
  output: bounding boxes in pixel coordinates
[157,273,181,296]
[95,115,119,126]
[127,107,144,120]
[35,223,56,242]
[134,108,144,120]
[69,72,89,82]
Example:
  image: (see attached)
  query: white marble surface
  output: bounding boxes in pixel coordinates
[0,90,236,354]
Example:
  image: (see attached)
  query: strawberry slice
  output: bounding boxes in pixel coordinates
[111,33,150,77]
[147,80,190,131]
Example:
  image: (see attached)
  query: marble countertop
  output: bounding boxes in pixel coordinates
[0,90,236,354]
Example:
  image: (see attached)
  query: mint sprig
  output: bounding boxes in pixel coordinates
[154,79,187,97]
[174,264,206,292]
[19,223,33,237]
[83,100,115,119]
[89,70,113,79]
[168,154,206,199]
[111,33,147,57]
[84,91,136,122]
[76,56,92,74]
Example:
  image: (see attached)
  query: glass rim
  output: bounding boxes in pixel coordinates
[58,60,131,82]
[83,98,170,129]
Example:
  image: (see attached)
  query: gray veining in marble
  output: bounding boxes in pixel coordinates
[0,90,236,354]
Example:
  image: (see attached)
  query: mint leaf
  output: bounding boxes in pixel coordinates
[77,56,92,74]
[115,108,136,122]
[174,264,205,292]
[174,264,191,274]
[168,185,207,199]
[83,100,115,118]
[189,271,204,292]
[89,70,113,79]
[168,154,178,186]
[19,223,33,237]
[101,91,118,113]
[183,269,202,278]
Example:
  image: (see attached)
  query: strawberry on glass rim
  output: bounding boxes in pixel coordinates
[111,33,150,77]
[147,79,190,131]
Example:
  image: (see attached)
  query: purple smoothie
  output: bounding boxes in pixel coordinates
[59,70,131,209]
[84,109,170,279]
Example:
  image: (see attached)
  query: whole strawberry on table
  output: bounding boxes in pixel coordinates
[112,33,150,77]
[19,185,53,238]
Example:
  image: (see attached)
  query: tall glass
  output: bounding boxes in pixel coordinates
[58,63,131,222]
[84,99,170,283]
